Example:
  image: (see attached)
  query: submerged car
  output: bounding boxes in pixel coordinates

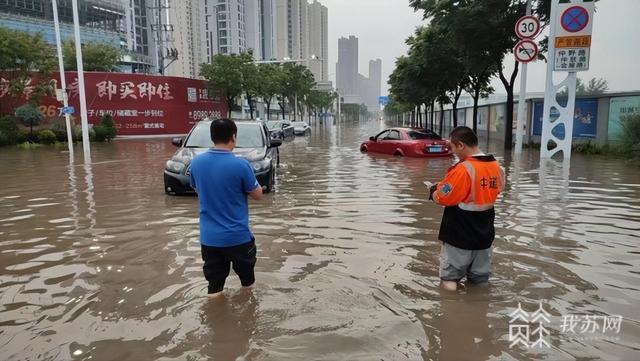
[291,121,311,135]
[267,120,295,140]
[164,119,282,195]
[360,128,452,157]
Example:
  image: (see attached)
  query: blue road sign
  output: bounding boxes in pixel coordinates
[561,6,589,33]
[379,96,390,106]
[60,106,75,115]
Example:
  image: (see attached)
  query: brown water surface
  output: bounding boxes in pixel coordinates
[1,120,639,360]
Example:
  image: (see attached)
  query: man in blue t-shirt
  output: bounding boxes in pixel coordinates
[190,118,263,298]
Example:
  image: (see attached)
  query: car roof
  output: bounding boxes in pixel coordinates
[200,118,264,125]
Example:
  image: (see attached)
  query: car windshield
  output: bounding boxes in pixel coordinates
[408,130,441,140]
[185,122,264,148]
[266,121,282,129]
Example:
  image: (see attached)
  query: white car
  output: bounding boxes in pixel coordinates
[292,121,311,135]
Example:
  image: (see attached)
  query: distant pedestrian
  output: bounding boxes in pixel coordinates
[428,126,505,291]
[190,118,263,298]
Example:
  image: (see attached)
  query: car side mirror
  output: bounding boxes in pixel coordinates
[369,136,375,142]
[282,124,287,129]
[270,138,282,148]
[171,137,183,147]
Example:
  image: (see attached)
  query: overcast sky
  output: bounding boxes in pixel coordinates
[322,0,640,95]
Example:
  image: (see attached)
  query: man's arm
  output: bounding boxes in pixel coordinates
[247,185,263,200]
[242,161,263,201]
[432,165,471,206]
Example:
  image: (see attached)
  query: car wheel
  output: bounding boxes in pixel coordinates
[394,150,403,157]
[264,168,275,193]
[360,145,368,152]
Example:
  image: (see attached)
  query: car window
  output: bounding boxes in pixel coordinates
[375,130,390,140]
[292,122,305,127]
[267,121,281,129]
[185,123,264,148]
[408,130,441,140]
[386,130,401,140]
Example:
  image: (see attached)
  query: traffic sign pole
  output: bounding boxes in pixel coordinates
[515,0,532,156]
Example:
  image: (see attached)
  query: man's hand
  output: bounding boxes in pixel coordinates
[428,183,439,201]
[248,185,263,201]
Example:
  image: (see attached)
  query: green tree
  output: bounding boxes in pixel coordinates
[0,27,55,113]
[63,40,122,72]
[583,77,609,95]
[256,64,285,120]
[15,103,43,141]
[201,54,250,118]
[281,63,315,120]
[410,0,553,145]
[241,54,259,119]
[559,77,609,97]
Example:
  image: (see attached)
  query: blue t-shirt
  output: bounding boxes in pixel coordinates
[190,148,260,247]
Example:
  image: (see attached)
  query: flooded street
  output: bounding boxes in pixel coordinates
[1,120,639,361]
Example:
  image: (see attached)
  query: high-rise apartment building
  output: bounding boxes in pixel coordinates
[307,0,328,81]
[167,0,207,78]
[0,0,156,73]
[336,35,382,111]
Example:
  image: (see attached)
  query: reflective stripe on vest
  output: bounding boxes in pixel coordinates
[458,160,496,212]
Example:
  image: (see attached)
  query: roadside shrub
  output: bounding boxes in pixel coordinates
[620,114,640,161]
[51,123,71,142]
[94,125,107,142]
[0,130,9,146]
[16,130,29,144]
[17,142,42,149]
[38,129,57,144]
[72,125,98,142]
[72,125,83,142]
[100,114,117,141]
[0,116,18,144]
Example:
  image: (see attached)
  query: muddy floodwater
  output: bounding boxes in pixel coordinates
[1,120,639,361]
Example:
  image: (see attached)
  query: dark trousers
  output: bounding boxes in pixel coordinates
[201,240,257,294]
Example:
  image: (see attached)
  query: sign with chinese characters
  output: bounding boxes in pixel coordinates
[533,99,598,138]
[554,48,590,72]
[553,2,594,72]
[0,72,228,136]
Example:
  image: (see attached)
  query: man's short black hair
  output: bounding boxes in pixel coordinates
[449,126,478,147]
[210,118,237,144]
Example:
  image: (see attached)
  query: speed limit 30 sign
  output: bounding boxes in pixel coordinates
[515,15,541,39]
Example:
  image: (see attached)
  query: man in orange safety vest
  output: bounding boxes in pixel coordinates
[428,126,505,291]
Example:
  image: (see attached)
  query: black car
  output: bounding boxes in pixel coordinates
[266,120,295,140]
[164,119,282,195]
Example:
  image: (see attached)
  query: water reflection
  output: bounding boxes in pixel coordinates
[200,292,257,361]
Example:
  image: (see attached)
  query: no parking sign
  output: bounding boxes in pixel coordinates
[553,1,595,72]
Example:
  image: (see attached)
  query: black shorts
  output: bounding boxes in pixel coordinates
[201,240,257,294]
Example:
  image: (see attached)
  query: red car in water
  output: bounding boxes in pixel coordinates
[360,128,452,157]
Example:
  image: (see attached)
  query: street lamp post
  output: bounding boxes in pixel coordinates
[51,0,74,158]
[71,0,91,164]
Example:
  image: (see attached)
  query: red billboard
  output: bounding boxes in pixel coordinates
[0,72,228,136]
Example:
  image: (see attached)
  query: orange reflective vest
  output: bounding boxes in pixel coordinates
[431,155,505,250]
